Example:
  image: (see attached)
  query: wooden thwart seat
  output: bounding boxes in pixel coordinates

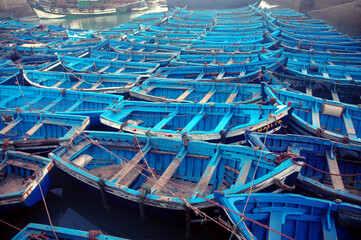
[111,144,151,186]
[326,150,345,191]
[192,147,221,198]
[151,146,188,195]
[5,159,41,172]
[0,118,22,135]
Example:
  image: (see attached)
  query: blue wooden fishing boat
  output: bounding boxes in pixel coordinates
[110,39,183,54]
[246,131,361,204]
[0,110,89,152]
[12,223,127,240]
[266,71,361,105]
[183,41,279,54]
[49,131,302,221]
[0,150,54,212]
[130,79,273,103]
[0,85,123,116]
[282,52,361,67]
[127,35,193,46]
[23,70,141,94]
[147,24,206,34]
[154,57,286,82]
[286,60,361,82]
[171,49,283,66]
[280,31,359,45]
[84,49,173,67]
[262,83,361,145]
[100,101,293,143]
[57,55,159,75]
[215,193,361,240]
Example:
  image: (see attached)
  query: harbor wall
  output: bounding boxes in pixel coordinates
[307,0,361,36]
[0,0,35,17]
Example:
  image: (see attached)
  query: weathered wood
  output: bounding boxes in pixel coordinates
[176,88,194,101]
[25,123,44,137]
[326,150,345,192]
[117,163,146,187]
[312,110,321,128]
[330,87,340,102]
[306,82,312,96]
[225,92,237,103]
[343,113,357,138]
[151,146,188,194]
[268,212,283,240]
[199,91,214,103]
[225,165,240,175]
[62,140,92,161]
[0,119,22,135]
[6,159,41,172]
[192,148,221,197]
[112,144,151,185]
[322,72,330,78]
[90,82,102,90]
[322,215,338,240]
[234,159,252,186]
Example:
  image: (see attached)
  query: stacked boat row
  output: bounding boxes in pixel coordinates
[1,3,361,240]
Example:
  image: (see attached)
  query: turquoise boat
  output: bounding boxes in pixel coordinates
[215,193,361,240]
[154,58,286,82]
[100,101,293,143]
[246,131,361,205]
[0,151,54,212]
[0,110,89,152]
[262,83,361,145]
[130,79,271,103]
[23,70,141,94]
[49,131,302,221]
[0,85,123,116]
[57,55,159,75]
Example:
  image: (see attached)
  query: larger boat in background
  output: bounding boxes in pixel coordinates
[29,0,147,19]
[166,0,259,9]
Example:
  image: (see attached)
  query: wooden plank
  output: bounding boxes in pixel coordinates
[322,215,338,240]
[117,163,145,187]
[301,69,308,74]
[330,87,340,102]
[66,99,84,112]
[115,67,126,73]
[90,82,102,90]
[199,91,215,103]
[25,123,44,137]
[312,110,321,128]
[0,119,22,135]
[343,113,357,138]
[112,144,151,186]
[234,159,252,186]
[52,79,66,88]
[225,92,238,103]
[70,81,84,90]
[192,148,221,197]
[98,65,111,73]
[268,212,283,240]
[42,96,64,111]
[6,159,41,172]
[322,72,330,78]
[305,82,312,96]
[326,150,345,192]
[176,88,194,101]
[151,146,188,195]
[238,71,246,77]
[216,71,225,79]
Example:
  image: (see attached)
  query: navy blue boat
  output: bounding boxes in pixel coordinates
[215,193,361,240]
[0,150,54,212]
[246,131,361,205]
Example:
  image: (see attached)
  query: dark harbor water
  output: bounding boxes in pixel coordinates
[1,170,229,239]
